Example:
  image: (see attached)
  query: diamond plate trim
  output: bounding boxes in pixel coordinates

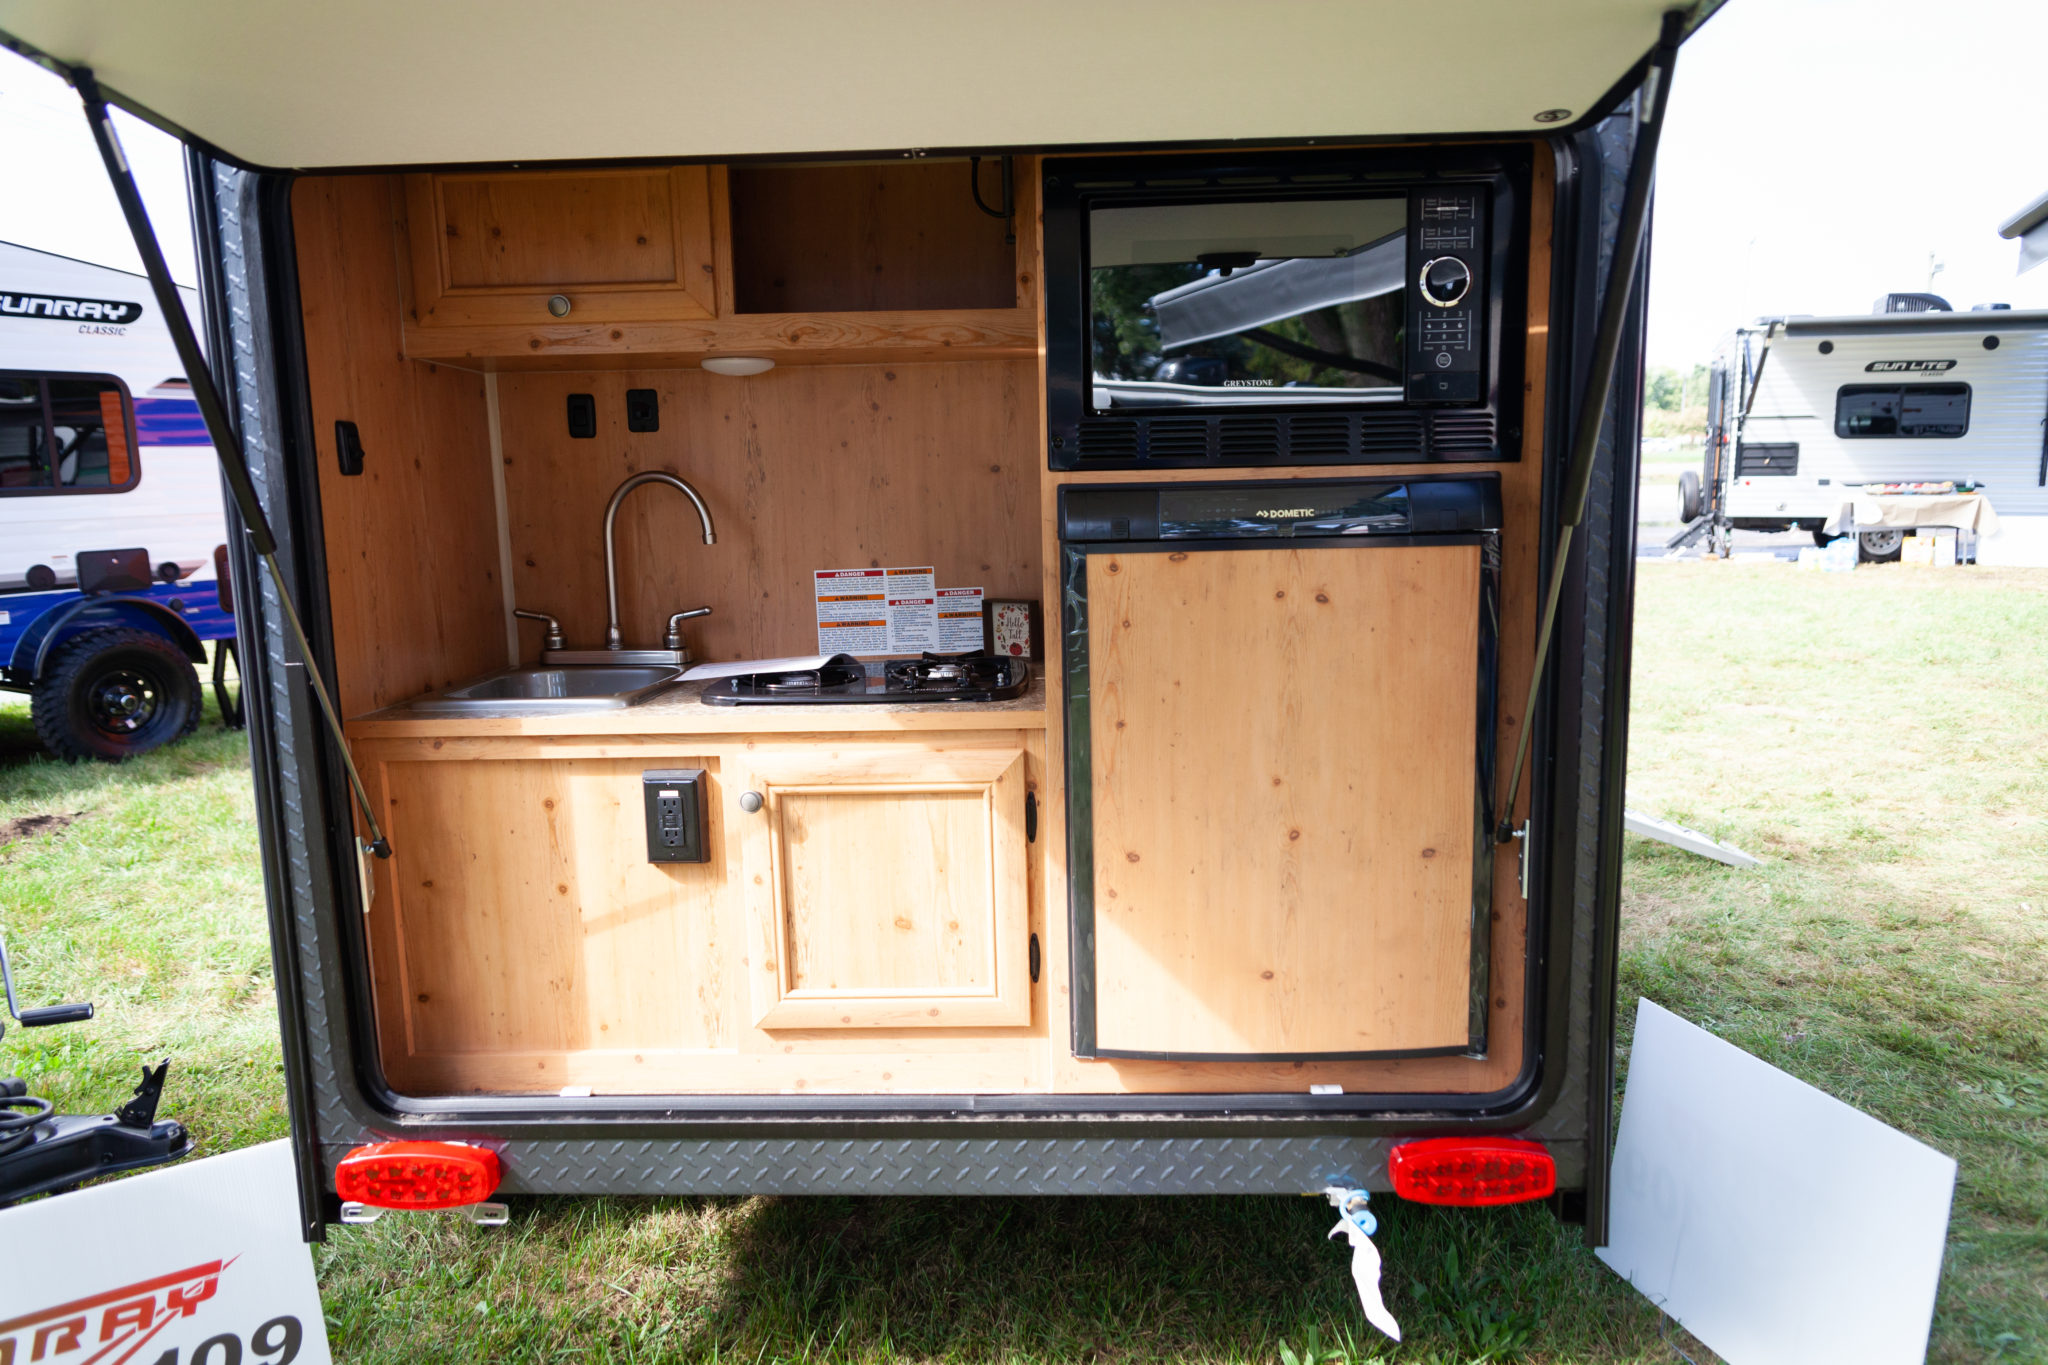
[316,1135,1588,1196]
[1521,111,1636,1151]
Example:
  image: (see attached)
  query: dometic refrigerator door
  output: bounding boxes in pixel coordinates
[1059,478,1499,1060]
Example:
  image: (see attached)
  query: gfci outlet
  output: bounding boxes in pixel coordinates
[642,769,708,863]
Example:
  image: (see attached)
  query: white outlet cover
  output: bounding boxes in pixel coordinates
[1598,999,1957,1365]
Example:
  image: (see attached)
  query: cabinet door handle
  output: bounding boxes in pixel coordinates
[739,791,764,814]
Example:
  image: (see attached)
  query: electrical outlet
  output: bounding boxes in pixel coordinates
[641,769,707,863]
[625,388,659,432]
[566,393,596,439]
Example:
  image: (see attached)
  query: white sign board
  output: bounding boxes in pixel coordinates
[1598,1000,1956,1365]
[0,1140,332,1365]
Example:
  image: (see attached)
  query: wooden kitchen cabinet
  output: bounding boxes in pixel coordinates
[400,166,719,331]
[735,741,1032,1030]
[363,752,734,1089]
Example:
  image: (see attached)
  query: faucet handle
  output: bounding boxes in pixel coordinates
[513,608,566,652]
[664,607,713,650]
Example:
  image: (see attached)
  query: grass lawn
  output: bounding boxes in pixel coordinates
[2,568,2043,1362]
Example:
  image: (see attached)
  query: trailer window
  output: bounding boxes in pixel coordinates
[0,371,139,494]
[1835,383,1971,439]
[0,374,49,488]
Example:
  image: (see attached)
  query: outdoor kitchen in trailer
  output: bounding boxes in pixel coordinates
[0,0,1711,1250]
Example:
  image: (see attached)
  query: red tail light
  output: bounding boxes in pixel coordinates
[1388,1137,1556,1206]
[335,1141,501,1209]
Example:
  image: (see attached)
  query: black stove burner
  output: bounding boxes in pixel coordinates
[758,660,866,692]
[701,650,1029,706]
[884,651,1011,692]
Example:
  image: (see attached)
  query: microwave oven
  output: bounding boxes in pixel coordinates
[1044,147,1531,470]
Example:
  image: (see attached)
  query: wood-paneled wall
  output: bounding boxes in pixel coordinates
[495,363,1042,662]
[294,176,506,717]
[728,163,1019,314]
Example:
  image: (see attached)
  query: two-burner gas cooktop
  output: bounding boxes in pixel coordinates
[698,651,1031,706]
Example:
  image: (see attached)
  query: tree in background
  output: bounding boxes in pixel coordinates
[1642,362,1710,440]
[1645,363,1710,412]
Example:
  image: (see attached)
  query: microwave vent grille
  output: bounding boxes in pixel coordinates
[1218,417,1281,461]
[1287,414,1353,458]
[1145,419,1210,460]
[1356,412,1430,458]
[1076,420,1140,462]
[1429,412,1500,459]
[1070,410,1458,466]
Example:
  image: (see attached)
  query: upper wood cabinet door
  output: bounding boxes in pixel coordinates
[401,167,719,328]
[735,742,1031,1030]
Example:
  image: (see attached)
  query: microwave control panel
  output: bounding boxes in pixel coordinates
[1406,188,1487,405]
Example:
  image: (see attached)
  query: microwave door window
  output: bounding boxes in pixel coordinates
[1089,197,1408,410]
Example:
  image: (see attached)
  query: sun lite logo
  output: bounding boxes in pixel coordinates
[0,1259,231,1365]
[1864,359,1957,373]
[0,293,145,325]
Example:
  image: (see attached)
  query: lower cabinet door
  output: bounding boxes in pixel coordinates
[735,742,1032,1029]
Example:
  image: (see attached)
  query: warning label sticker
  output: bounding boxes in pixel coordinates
[813,568,887,655]
[936,586,984,652]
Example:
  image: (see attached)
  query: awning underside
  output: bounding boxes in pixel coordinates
[0,0,1683,169]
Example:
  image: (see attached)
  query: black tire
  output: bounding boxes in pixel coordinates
[30,627,202,762]
[1858,529,1904,563]
[1677,469,1702,523]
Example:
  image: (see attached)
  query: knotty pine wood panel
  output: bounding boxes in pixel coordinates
[1086,544,1481,1056]
[402,167,718,327]
[783,790,995,992]
[372,755,731,1091]
[1037,142,1556,1092]
[293,175,507,718]
[353,731,1048,1095]
[440,172,678,288]
[729,162,1017,314]
[737,743,1031,1030]
[496,362,1040,662]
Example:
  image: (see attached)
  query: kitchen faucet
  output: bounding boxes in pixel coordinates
[542,471,717,666]
[604,471,716,649]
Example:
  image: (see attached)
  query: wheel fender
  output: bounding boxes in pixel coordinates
[17,597,207,681]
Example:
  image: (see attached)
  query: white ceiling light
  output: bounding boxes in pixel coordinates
[701,357,776,377]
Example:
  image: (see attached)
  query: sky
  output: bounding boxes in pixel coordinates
[0,52,195,285]
[1,0,2044,364]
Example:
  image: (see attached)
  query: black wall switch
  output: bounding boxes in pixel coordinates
[642,768,708,863]
[566,393,597,439]
[335,420,366,475]
[625,388,660,432]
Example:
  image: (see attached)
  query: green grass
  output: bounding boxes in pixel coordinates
[4,568,2045,1361]
[0,657,284,1158]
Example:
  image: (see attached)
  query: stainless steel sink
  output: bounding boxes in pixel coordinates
[408,665,683,715]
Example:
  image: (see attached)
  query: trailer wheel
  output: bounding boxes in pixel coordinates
[1857,529,1904,563]
[1676,470,1702,523]
[30,627,202,763]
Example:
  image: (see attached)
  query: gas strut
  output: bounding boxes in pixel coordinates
[70,71,391,859]
[1495,10,1686,847]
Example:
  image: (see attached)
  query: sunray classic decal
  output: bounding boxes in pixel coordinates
[0,1258,303,1365]
[0,292,145,324]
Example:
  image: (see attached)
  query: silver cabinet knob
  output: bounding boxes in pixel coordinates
[739,791,764,814]
[547,294,572,317]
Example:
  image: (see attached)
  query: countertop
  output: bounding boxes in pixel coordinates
[344,672,1048,739]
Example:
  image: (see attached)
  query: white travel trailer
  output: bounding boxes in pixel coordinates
[1,241,235,758]
[1,241,224,589]
[1686,299,2048,563]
